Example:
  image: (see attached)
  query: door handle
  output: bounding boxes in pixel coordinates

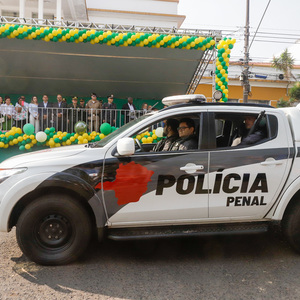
[260,158,283,166]
[180,163,204,174]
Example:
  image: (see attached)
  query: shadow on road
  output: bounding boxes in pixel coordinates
[11,233,300,299]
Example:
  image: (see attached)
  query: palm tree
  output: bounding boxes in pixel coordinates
[272,49,295,95]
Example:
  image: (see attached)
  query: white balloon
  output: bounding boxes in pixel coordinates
[155,127,164,137]
[36,131,47,143]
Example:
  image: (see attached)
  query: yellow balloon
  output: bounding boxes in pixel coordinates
[25,144,31,150]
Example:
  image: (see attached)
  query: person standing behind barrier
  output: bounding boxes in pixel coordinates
[2,96,14,131]
[102,95,116,126]
[38,94,53,130]
[86,93,102,132]
[29,96,39,133]
[122,97,136,124]
[0,96,3,130]
[53,94,67,132]
[142,103,148,114]
[68,96,80,132]
[79,99,87,123]
[14,96,29,129]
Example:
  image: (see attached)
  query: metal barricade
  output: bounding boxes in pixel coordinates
[0,106,147,132]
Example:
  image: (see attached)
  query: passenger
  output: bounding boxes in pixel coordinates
[232,115,266,146]
[170,118,198,151]
[152,119,179,152]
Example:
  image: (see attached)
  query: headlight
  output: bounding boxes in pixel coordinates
[0,168,27,184]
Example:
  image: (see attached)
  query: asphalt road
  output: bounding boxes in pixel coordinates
[1,229,300,300]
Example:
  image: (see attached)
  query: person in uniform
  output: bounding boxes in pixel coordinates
[78,98,87,123]
[170,118,198,151]
[152,119,179,152]
[67,96,80,132]
[102,95,117,126]
[86,93,102,132]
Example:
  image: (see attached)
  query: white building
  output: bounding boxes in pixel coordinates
[0,0,185,28]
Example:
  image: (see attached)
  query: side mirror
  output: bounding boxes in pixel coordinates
[117,138,135,156]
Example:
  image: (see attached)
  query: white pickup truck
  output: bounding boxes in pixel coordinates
[1,94,300,265]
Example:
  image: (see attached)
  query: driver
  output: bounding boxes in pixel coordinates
[152,119,179,152]
[232,115,266,146]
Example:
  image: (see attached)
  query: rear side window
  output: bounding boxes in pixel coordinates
[213,112,278,149]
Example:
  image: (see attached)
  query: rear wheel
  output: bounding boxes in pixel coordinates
[16,194,92,265]
[283,201,300,253]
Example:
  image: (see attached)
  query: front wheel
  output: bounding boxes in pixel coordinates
[283,201,300,253]
[16,194,92,265]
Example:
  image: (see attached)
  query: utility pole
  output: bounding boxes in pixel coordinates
[243,0,250,103]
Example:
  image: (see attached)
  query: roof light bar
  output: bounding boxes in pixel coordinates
[162,94,207,106]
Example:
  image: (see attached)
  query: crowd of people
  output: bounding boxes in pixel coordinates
[0,93,155,132]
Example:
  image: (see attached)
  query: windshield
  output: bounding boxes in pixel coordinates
[92,114,151,147]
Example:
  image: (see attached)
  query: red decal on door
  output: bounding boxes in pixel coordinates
[96,162,154,205]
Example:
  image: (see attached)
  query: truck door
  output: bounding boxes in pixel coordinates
[101,113,210,227]
[208,111,292,219]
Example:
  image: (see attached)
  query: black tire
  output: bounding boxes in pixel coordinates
[283,201,300,253]
[16,194,92,265]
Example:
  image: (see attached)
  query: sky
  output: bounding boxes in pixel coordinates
[178,0,300,63]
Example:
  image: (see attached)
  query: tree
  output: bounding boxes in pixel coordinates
[290,82,300,101]
[272,49,295,95]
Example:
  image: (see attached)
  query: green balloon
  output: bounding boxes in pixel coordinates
[50,127,55,132]
[74,121,87,135]
[54,137,60,143]
[100,123,111,135]
[23,123,35,135]
[19,145,25,151]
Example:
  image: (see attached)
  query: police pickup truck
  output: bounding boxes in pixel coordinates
[1,94,300,265]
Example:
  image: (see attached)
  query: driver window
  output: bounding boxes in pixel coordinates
[131,114,201,153]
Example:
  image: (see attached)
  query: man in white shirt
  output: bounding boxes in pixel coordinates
[122,97,136,124]
[2,96,14,131]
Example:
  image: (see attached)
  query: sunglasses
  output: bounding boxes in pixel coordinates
[177,126,190,131]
